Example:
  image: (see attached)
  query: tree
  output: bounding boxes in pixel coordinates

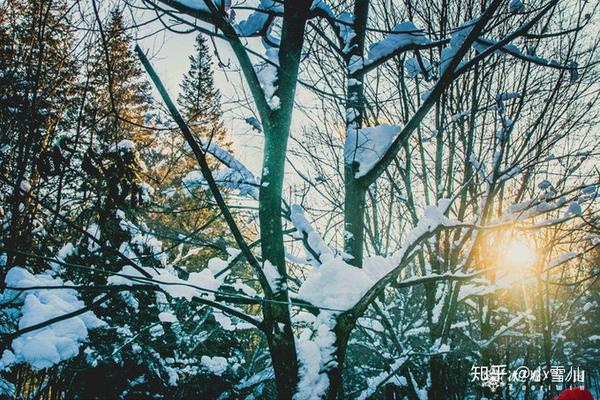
[0,0,78,272]
[179,34,230,148]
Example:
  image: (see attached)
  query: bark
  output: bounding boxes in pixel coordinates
[325,315,355,400]
[343,180,367,267]
[342,0,370,268]
[257,2,312,397]
[260,122,299,399]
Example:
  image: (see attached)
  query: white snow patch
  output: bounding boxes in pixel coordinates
[294,313,337,400]
[158,311,178,323]
[345,124,401,178]
[201,355,228,376]
[3,267,105,370]
[290,204,334,264]
[108,265,221,300]
[263,260,282,293]
[368,22,430,62]
[256,46,280,110]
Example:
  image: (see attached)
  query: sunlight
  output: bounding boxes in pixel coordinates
[500,237,538,275]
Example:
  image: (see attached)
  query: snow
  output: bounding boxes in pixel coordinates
[19,180,31,193]
[538,179,551,190]
[258,0,283,12]
[3,267,105,370]
[546,252,578,269]
[173,0,226,12]
[404,57,431,78]
[348,55,364,74]
[0,376,15,397]
[357,357,408,400]
[86,223,101,252]
[182,141,259,198]
[440,19,477,75]
[245,116,262,132]
[297,200,457,311]
[237,10,269,36]
[53,242,76,270]
[344,124,401,178]
[256,46,280,110]
[296,256,396,310]
[496,92,521,101]
[290,204,334,264]
[566,202,582,216]
[508,0,527,13]
[214,167,259,197]
[232,280,257,297]
[336,13,356,54]
[297,259,373,310]
[368,22,431,62]
[263,260,282,293]
[201,355,228,376]
[139,181,155,203]
[431,283,446,324]
[311,0,333,17]
[116,139,134,150]
[212,310,254,331]
[294,313,337,400]
[108,265,222,301]
[158,311,178,323]
[474,36,554,68]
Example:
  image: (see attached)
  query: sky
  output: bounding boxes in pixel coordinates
[135,7,269,178]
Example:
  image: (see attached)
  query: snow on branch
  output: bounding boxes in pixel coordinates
[546,251,579,270]
[296,257,395,310]
[473,37,569,70]
[439,19,478,75]
[255,43,281,110]
[180,134,260,198]
[172,0,229,13]
[479,312,534,348]
[237,11,271,37]
[289,204,334,265]
[336,12,356,54]
[108,265,222,301]
[1,268,105,371]
[344,124,401,178]
[368,22,431,64]
[297,200,461,312]
[294,312,337,400]
[236,0,290,37]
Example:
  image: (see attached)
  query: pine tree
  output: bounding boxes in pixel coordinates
[145,33,235,269]
[84,8,152,149]
[80,8,154,225]
[178,34,230,147]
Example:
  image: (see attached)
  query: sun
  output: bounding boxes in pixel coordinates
[501,238,538,274]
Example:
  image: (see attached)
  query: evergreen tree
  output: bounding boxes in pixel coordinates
[84,8,152,149]
[79,8,154,227]
[178,34,230,147]
[146,33,235,270]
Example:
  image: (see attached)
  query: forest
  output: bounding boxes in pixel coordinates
[0,0,599,399]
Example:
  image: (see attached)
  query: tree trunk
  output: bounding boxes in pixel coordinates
[325,315,355,400]
[260,121,299,399]
[343,180,366,267]
[256,2,313,397]
[428,354,449,400]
